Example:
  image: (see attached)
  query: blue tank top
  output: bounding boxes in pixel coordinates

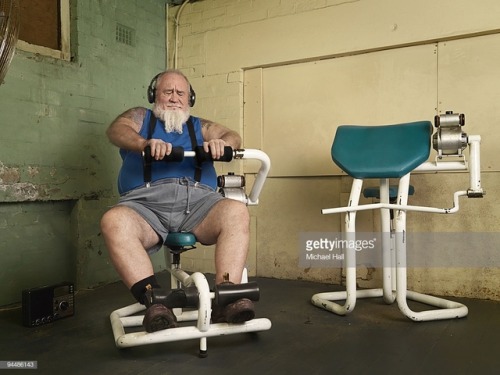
[117,110,218,194]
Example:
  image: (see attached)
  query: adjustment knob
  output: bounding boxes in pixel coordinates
[59,301,69,311]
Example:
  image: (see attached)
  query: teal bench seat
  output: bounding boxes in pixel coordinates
[331,121,432,179]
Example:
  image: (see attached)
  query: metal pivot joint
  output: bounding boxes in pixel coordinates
[433,111,468,158]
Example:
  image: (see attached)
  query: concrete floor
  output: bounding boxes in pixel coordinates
[1,272,499,375]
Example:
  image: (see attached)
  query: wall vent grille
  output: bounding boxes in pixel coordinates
[116,23,135,46]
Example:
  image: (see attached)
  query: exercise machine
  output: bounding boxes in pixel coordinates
[312,111,484,321]
[110,146,272,356]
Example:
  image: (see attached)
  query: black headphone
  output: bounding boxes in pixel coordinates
[147,72,196,107]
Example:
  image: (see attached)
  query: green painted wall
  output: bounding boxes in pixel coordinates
[0,0,168,306]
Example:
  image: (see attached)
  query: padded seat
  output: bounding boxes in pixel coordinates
[164,232,196,252]
[331,121,432,178]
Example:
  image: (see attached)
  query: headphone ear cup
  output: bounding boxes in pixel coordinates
[147,86,154,104]
[147,73,161,104]
[189,86,196,107]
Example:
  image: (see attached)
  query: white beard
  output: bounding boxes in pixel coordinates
[152,105,190,134]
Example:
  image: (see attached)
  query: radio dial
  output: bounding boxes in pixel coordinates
[59,301,69,311]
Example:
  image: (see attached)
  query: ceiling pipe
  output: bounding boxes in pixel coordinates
[173,0,191,69]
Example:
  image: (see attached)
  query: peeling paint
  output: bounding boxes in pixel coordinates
[0,182,40,201]
[28,166,40,178]
[0,161,109,202]
[0,162,21,184]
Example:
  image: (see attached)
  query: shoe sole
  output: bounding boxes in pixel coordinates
[224,298,255,324]
[143,304,178,332]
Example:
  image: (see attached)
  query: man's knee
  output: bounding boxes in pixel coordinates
[101,206,136,239]
[100,209,115,234]
[219,200,250,237]
[101,206,160,250]
[194,199,249,242]
[220,199,250,225]
[101,206,122,229]
[100,208,123,243]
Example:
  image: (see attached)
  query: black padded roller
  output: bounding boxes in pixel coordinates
[214,281,260,306]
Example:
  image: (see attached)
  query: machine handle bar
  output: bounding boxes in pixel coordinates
[143,145,233,163]
[142,146,271,205]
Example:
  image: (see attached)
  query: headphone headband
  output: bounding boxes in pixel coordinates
[147,72,196,107]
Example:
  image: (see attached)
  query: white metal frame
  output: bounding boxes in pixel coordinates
[110,148,272,355]
[110,268,272,354]
[312,135,483,321]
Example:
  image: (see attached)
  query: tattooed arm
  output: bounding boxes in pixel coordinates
[106,107,147,152]
[200,117,241,159]
[106,107,173,160]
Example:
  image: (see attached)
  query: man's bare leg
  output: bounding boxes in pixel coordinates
[192,199,250,285]
[101,206,180,331]
[193,198,254,323]
[100,205,160,289]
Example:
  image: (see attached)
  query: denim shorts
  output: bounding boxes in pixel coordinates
[117,177,225,253]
